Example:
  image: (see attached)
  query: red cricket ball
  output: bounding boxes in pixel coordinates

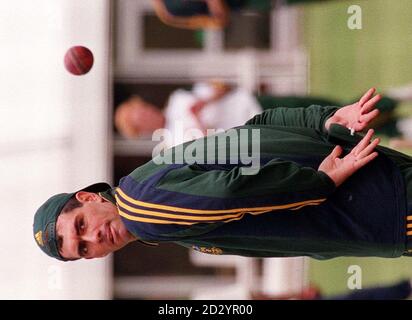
[64,46,94,76]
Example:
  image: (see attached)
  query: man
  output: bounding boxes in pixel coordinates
[115,81,263,146]
[114,81,405,147]
[151,0,343,30]
[34,88,412,261]
[151,0,273,30]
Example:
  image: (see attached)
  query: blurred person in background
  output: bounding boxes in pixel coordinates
[114,80,412,148]
[151,0,273,30]
[388,115,412,150]
[151,0,348,30]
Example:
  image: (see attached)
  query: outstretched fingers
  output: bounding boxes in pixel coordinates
[352,129,375,154]
[353,151,379,168]
[361,93,382,114]
[360,108,380,123]
[350,128,380,167]
[358,88,376,107]
[357,137,380,158]
[354,108,380,131]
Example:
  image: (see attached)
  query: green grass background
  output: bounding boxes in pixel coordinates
[303,0,412,295]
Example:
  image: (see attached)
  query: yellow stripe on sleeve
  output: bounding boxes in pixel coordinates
[116,187,325,215]
[116,195,245,222]
[117,209,246,225]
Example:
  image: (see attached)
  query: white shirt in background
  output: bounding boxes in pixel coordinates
[164,83,262,147]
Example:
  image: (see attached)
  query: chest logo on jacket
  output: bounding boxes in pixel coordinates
[192,246,223,255]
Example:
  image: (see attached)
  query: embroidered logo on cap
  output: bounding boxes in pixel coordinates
[35,231,44,246]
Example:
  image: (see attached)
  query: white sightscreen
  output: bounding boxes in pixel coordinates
[0,0,112,299]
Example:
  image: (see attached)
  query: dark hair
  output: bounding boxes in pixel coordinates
[61,196,83,214]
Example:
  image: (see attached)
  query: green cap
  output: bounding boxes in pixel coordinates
[33,182,111,261]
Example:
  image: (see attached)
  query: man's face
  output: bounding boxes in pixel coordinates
[56,192,135,260]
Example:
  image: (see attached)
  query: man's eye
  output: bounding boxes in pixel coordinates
[79,219,85,232]
[79,242,88,256]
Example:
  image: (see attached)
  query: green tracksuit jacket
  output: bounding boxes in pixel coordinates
[114,105,409,259]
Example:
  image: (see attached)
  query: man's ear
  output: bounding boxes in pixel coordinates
[75,191,102,203]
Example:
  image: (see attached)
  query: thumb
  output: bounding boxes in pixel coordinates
[330,145,342,159]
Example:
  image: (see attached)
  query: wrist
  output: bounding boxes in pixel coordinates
[323,107,340,133]
[324,116,335,132]
[318,170,337,189]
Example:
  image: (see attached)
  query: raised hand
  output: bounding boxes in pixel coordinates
[325,88,381,132]
[318,129,380,187]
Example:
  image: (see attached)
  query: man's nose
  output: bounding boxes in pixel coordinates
[82,229,102,244]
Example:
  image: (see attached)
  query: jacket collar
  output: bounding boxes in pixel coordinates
[99,189,116,205]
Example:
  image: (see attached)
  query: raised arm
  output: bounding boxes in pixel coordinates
[246,88,382,134]
[245,104,339,133]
